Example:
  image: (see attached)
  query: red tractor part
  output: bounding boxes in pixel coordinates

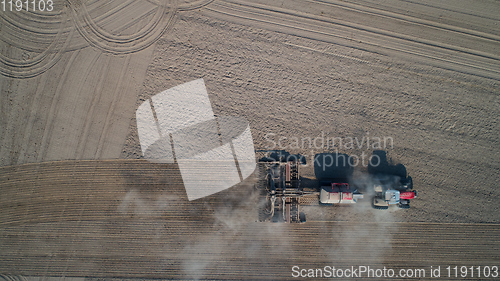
[400,191,416,200]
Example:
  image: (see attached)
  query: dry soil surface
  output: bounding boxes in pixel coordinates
[0,0,499,280]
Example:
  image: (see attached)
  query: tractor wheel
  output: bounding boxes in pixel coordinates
[398,203,410,209]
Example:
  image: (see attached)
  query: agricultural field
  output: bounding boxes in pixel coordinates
[1,0,499,279]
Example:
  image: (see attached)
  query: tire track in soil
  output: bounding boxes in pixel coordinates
[0,5,74,78]
[228,0,500,58]
[68,0,177,55]
[204,0,500,80]
[0,0,181,77]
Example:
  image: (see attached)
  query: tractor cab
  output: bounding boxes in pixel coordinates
[384,189,400,205]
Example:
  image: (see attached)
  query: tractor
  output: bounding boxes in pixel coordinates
[369,150,417,209]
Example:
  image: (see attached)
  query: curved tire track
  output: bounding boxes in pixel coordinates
[0,0,215,77]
